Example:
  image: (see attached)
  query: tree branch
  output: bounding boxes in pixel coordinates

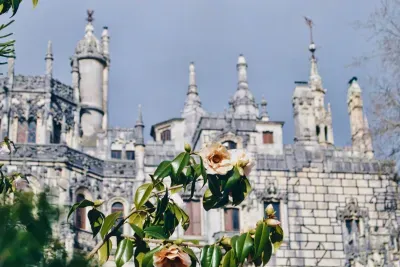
[121,235,205,248]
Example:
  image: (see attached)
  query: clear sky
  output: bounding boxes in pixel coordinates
[1,0,380,145]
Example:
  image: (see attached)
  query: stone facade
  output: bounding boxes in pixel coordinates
[0,10,398,267]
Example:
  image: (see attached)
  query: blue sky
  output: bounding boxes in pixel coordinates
[1,0,380,145]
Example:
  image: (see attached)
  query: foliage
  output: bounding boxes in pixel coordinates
[355,0,400,166]
[68,143,284,266]
[0,190,90,266]
[0,0,40,64]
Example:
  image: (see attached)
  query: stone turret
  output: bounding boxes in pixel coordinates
[101,26,110,131]
[232,54,258,118]
[292,81,318,144]
[73,10,108,144]
[182,62,205,143]
[43,41,53,144]
[363,115,374,159]
[347,77,366,154]
[135,105,145,181]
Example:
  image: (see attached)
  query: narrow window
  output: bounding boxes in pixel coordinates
[264,201,280,220]
[262,131,274,144]
[111,150,122,159]
[126,151,135,160]
[224,208,240,231]
[316,126,320,138]
[184,200,202,236]
[75,194,86,229]
[112,202,124,234]
[27,119,37,143]
[52,120,62,144]
[222,141,237,150]
[324,126,328,142]
[345,219,359,234]
[161,129,171,142]
[17,119,28,143]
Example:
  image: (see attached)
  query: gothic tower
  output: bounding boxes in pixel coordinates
[73,10,109,146]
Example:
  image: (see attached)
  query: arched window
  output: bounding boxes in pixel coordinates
[112,202,124,235]
[316,125,320,137]
[17,118,28,143]
[222,141,237,150]
[224,208,240,231]
[160,129,171,142]
[52,120,62,144]
[75,194,86,229]
[324,126,328,142]
[184,200,202,236]
[27,119,36,143]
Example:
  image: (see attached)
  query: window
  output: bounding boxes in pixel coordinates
[184,200,202,236]
[222,141,237,150]
[160,129,171,142]
[111,150,122,159]
[324,126,328,142]
[126,151,135,160]
[111,202,124,234]
[52,120,62,144]
[264,201,280,220]
[75,194,86,229]
[262,131,274,144]
[345,219,359,234]
[224,208,240,231]
[316,126,320,138]
[27,119,36,143]
[17,119,28,143]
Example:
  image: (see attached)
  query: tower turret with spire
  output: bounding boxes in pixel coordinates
[73,10,110,147]
[135,105,145,180]
[182,62,205,143]
[232,54,258,118]
[304,17,334,145]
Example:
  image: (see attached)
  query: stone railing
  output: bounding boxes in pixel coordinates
[0,144,136,178]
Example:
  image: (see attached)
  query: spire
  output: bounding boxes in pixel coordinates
[304,17,323,91]
[135,104,145,146]
[101,26,110,58]
[260,96,269,121]
[347,76,362,101]
[45,40,53,76]
[7,48,15,89]
[182,62,204,116]
[75,10,103,58]
[232,54,258,118]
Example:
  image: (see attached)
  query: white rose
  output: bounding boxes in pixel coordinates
[199,143,233,175]
[230,149,254,177]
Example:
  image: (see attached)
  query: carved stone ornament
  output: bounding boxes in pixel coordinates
[253,178,287,203]
[337,197,368,221]
[50,96,76,130]
[52,79,74,103]
[13,75,46,91]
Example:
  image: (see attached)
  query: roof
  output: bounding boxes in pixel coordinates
[150,118,184,139]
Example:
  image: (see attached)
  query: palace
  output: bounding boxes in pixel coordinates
[0,11,398,267]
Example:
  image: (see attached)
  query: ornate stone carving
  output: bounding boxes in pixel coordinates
[52,79,74,102]
[50,96,76,130]
[13,75,46,90]
[337,198,368,221]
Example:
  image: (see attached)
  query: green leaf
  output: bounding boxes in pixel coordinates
[98,239,112,265]
[128,211,146,228]
[189,176,197,200]
[10,0,21,17]
[199,156,208,187]
[262,236,273,265]
[67,199,94,220]
[134,240,150,267]
[134,183,154,210]
[202,189,219,211]
[100,211,122,238]
[131,223,144,239]
[115,238,134,267]
[221,249,237,267]
[234,232,254,264]
[163,208,179,236]
[200,245,222,267]
[183,247,198,266]
[254,222,270,259]
[270,225,284,253]
[153,161,172,179]
[142,245,163,267]
[207,175,222,197]
[32,0,38,8]
[143,225,168,239]
[155,189,169,223]
[169,203,190,231]
[210,245,222,267]
[171,152,190,176]
[88,209,105,238]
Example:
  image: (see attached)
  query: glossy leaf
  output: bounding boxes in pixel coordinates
[130,223,144,239]
[134,240,150,267]
[142,245,163,267]
[128,211,146,229]
[67,199,94,220]
[169,203,190,231]
[221,249,236,267]
[10,0,21,17]
[209,245,222,267]
[254,222,270,258]
[171,152,190,176]
[262,236,273,265]
[207,175,222,197]
[88,209,105,238]
[224,167,241,191]
[154,189,169,223]
[115,239,134,267]
[32,0,38,8]
[270,225,284,253]
[98,239,112,265]
[163,208,179,236]
[183,247,198,266]
[199,156,208,187]
[234,232,254,264]
[153,161,172,179]
[134,183,154,210]
[100,211,121,238]
[143,225,168,239]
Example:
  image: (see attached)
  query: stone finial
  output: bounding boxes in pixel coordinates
[135,104,145,146]
[136,104,144,126]
[45,40,53,76]
[189,61,196,87]
[237,54,248,84]
[45,40,53,60]
[260,96,269,121]
[86,9,94,23]
[101,26,110,57]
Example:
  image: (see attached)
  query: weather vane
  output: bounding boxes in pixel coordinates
[86,9,94,23]
[304,16,316,55]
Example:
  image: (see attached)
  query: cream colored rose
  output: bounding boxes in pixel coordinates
[153,245,191,267]
[199,143,233,175]
[230,149,254,177]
